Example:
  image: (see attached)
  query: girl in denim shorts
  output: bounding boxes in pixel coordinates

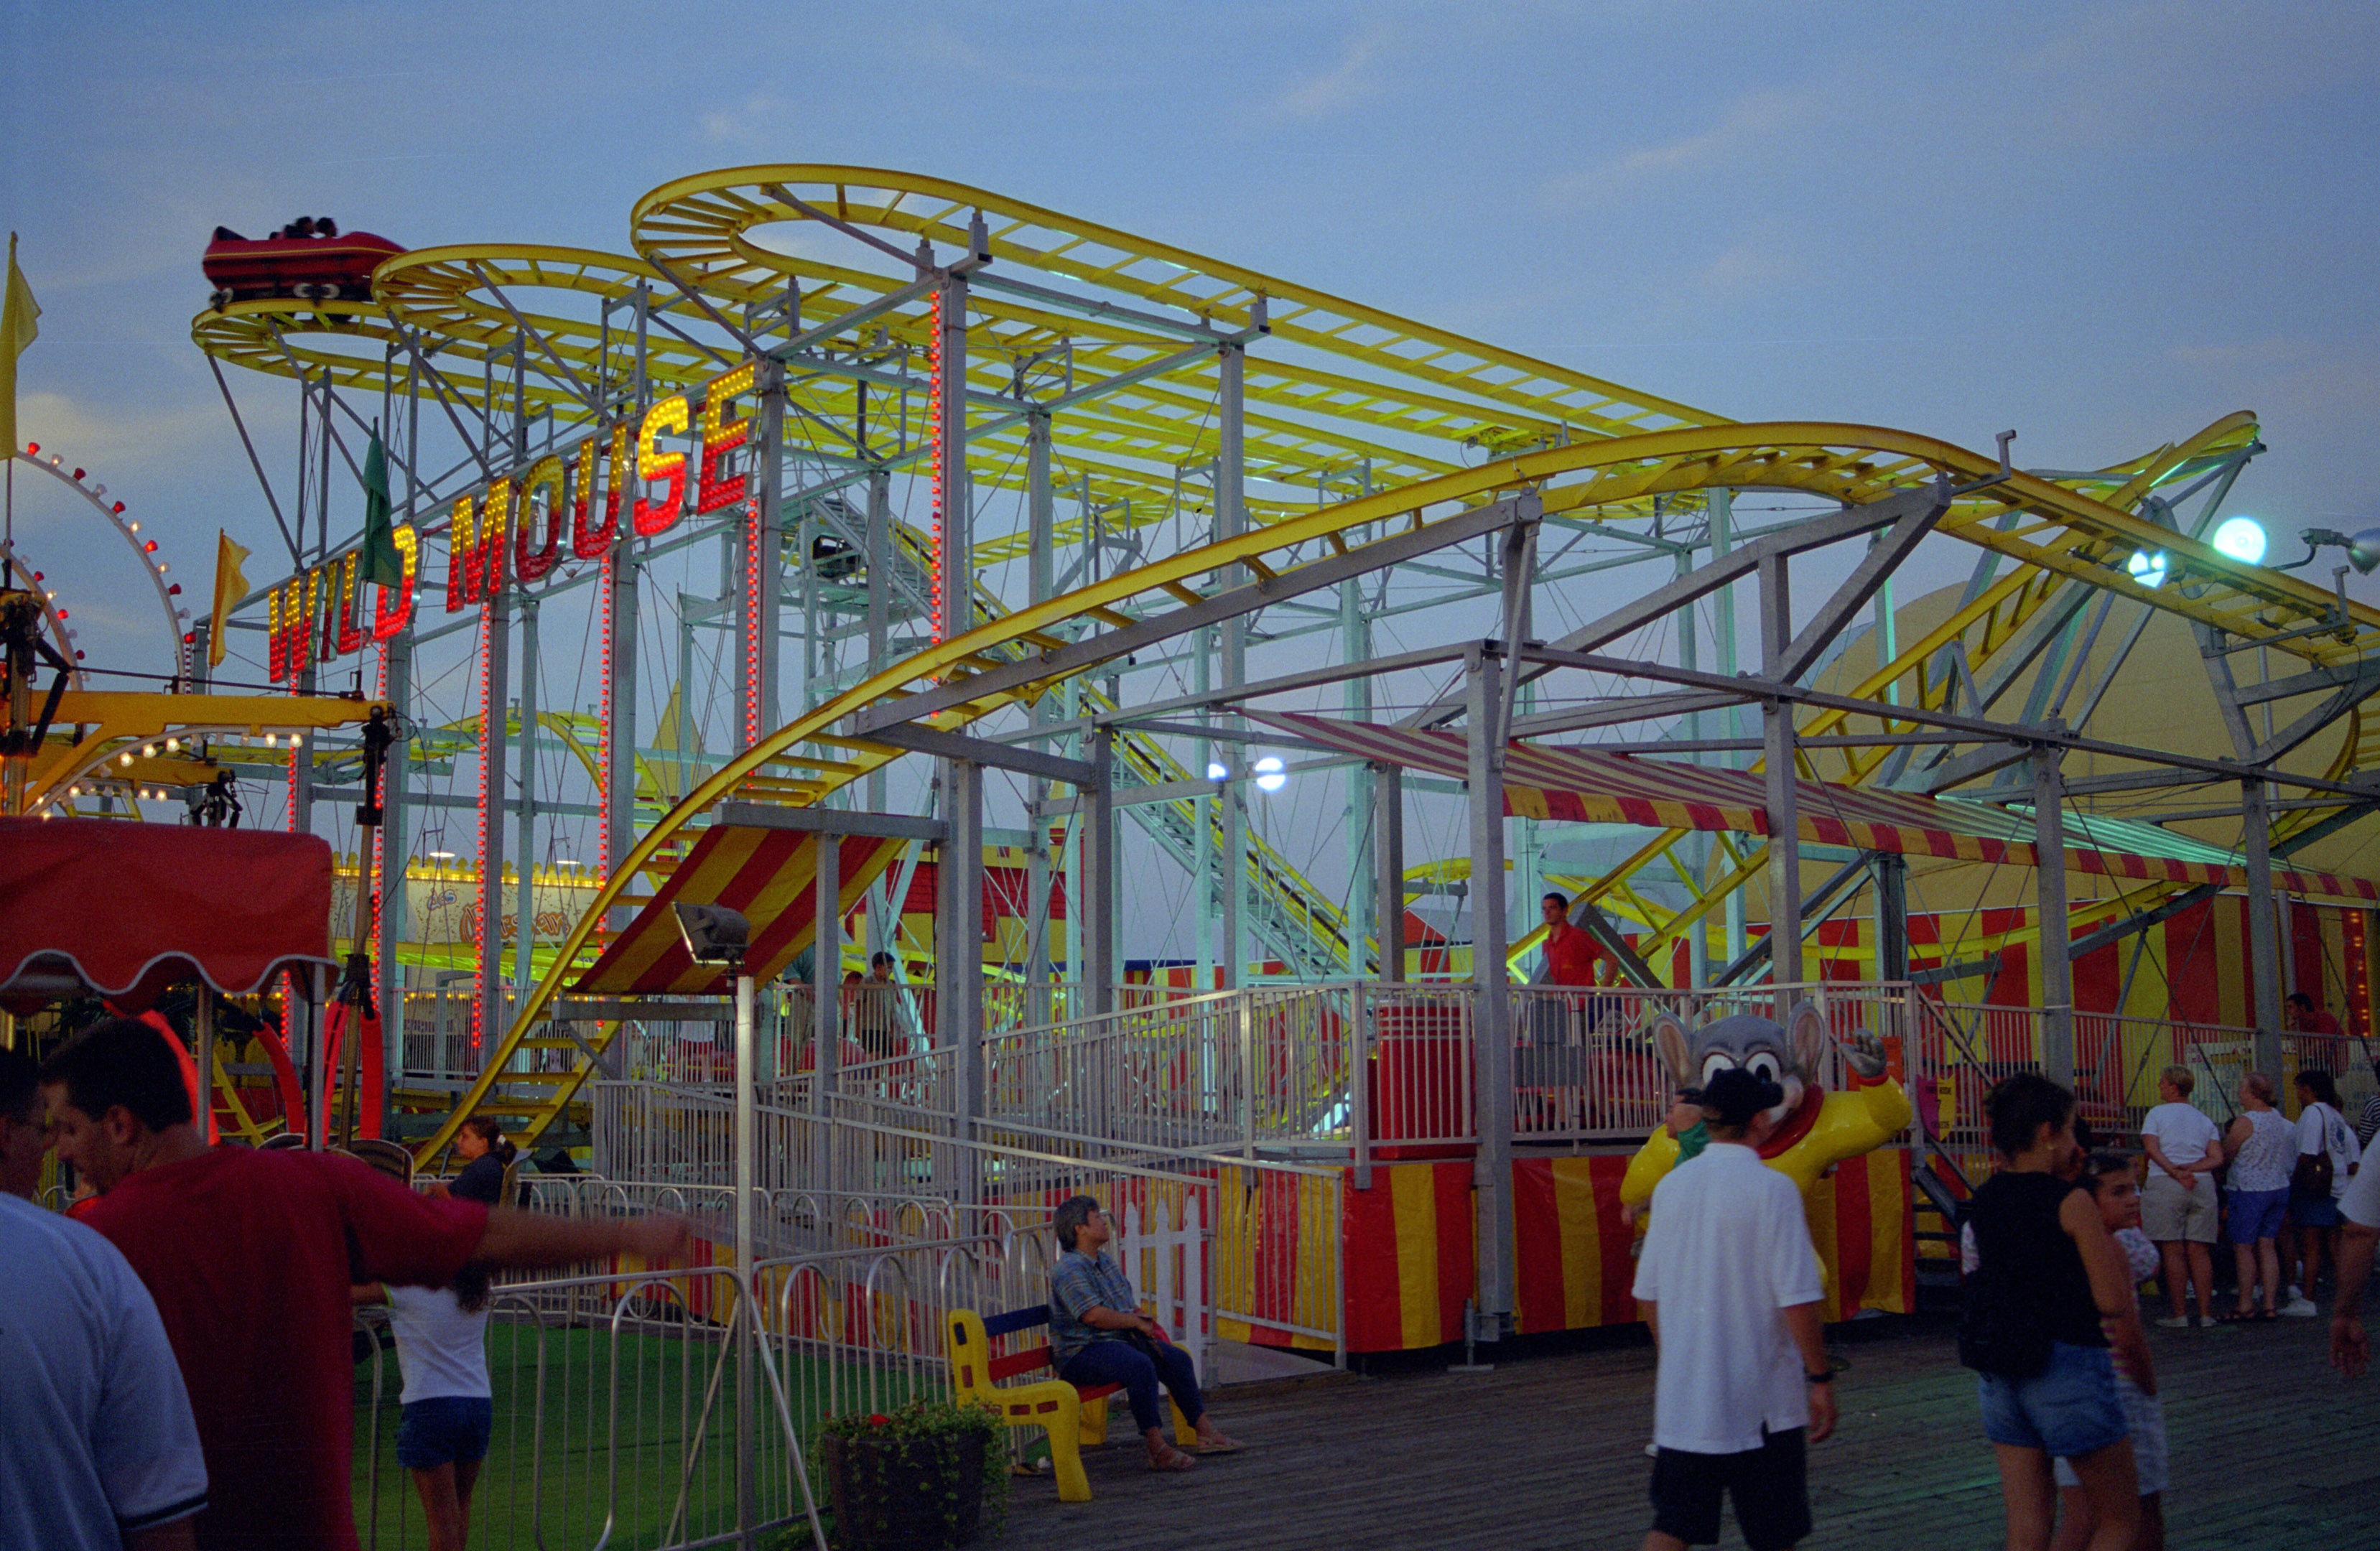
[1961,1073,2147,1551]
[357,1262,494,1551]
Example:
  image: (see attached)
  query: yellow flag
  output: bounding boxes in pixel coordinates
[0,233,39,460]
[210,531,251,669]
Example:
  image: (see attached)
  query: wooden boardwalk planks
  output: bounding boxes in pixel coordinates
[982,1312,2379,1550]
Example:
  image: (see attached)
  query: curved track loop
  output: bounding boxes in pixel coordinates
[424,416,2369,1156]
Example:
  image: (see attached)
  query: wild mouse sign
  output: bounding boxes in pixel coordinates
[256,358,766,682]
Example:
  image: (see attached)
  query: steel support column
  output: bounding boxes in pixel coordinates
[1375,763,1405,982]
[740,363,786,748]
[604,536,640,933]
[1026,413,1055,1024]
[1759,552,1802,984]
[377,634,410,1115]
[1711,488,1747,967]
[1217,343,1247,987]
[1874,852,1910,984]
[811,830,840,1188]
[476,596,510,1052]
[2032,747,2073,1084]
[934,276,970,644]
[1081,731,1117,1015]
[939,758,985,1140]
[513,597,538,999]
[1466,648,1515,1337]
[2243,777,2285,1073]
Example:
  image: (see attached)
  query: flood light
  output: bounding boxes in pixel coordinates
[674,901,750,964]
[2126,551,2169,590]
[2212,516,2268,565]
[1254,756,1287,793]
[1206,760,1229,782]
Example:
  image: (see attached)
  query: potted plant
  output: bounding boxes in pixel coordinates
[812,1395,1008,1550]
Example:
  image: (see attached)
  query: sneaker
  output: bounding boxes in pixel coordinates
[2154,1315,2194,1329]
[2280,1295,2320,1317]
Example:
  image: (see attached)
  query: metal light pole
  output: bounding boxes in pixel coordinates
[674,901,756,1548]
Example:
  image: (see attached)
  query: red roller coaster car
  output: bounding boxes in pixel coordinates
[203,215,404,308]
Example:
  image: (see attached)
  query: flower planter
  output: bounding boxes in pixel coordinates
[822,1430,987,1551]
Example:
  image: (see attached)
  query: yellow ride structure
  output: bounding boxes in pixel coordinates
[163,164,2376,1171]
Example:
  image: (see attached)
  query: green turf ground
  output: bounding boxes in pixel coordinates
[350,1318,939,1550]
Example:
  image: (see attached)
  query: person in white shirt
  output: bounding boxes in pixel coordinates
[0,1190,208,1551]
[1632,1067,1836,1551]
[2329,1134,2379,1375]
[2289,1069,2363,1314]
[355,1264,496,1551]
[2137,1067,2223,1328]
[2218,1073,2297,1322]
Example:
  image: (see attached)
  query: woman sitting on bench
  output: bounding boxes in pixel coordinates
[1049,1195,1242,1471]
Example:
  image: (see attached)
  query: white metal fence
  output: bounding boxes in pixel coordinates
[587,1080,1344,1361]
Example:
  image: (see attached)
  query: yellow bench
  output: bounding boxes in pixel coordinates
[946,1305,1194,1502]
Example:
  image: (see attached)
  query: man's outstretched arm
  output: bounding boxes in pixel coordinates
[472,1208,690,1270]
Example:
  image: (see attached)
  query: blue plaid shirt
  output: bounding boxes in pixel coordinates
[1048,1249,1139,1365]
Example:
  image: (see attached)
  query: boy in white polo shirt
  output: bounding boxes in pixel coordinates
[1632,1067,1837,1551]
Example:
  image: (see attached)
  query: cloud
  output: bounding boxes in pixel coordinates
[1273,26,1392,119]
[700,93,795,150]
[1541,86,1822,206]
[16,390,221,469]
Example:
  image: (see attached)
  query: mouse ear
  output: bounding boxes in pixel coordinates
[1648,1010,1693,1086]
[1787,1000,1828,1076]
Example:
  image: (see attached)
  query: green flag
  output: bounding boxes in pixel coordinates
[359,424,402,588]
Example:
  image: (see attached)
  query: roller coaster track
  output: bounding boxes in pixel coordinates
[417,406,2380,1158]
[180,168,2378,1155]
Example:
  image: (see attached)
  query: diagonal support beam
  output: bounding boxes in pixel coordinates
[862,722,1097,787]
[1407,480,1947,730]
[1773,481,1951,684]
[852,492,1541,735]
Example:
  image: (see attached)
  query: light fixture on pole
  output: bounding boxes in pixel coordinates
[673,898,756,1537]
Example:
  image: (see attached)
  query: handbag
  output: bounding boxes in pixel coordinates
[2294,1106,2338,1197]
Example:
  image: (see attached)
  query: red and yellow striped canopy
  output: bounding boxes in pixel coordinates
[1251,712,2378,904]
[573,825,905,996]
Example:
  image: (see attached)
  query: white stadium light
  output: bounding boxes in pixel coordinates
[2212,516,2268,565]
[1254,756,1288,793]
[1206,760,1229,782]
[2126,550,2169,590]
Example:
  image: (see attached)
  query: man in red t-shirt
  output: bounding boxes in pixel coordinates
[42,1018,688,1551]
[1540,891,1607,988]
[2288,992,2346,1039]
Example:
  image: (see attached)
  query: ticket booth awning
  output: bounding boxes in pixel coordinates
[0,817,338,1012]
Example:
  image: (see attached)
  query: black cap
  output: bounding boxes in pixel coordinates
[1702,1067,1785,1128]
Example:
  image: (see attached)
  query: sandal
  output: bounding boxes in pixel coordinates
[2253,1308,2280,1323]
[1148,1446,1198,1473]
[2216,1309,2257,1325]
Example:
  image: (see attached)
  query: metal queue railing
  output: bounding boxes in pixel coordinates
[585,1079,1346,1364]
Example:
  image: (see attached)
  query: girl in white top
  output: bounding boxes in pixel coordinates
[2291,1070,2365,1310]
[355,1265,495,1551]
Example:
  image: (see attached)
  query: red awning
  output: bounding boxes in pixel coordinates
[573,823,905,997]
[0,817,338,1012]
[1248,711,2379,903]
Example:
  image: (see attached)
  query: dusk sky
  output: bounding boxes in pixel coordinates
[5,0,2376,681]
